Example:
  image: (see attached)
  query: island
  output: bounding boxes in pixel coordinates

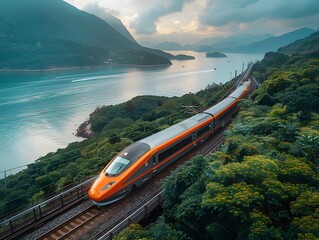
[174,54,195,60]
[206,52,227,58]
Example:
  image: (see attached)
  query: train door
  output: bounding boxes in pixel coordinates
[141,157,154,185]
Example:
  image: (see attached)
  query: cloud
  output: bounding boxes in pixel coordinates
[83,2,120,20]
[130,0,195,35]
[199,0,319,27]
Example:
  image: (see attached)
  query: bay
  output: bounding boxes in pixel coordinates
[0,52,263,176]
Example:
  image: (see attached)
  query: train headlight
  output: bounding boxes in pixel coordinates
[102,181,115,191]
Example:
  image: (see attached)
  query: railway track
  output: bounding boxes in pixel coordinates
[37,205,100,240]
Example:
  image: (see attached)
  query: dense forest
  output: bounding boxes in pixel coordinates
[113,52,319,239]
[0,74,235,217]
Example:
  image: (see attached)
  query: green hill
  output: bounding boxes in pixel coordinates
[278,31,319,54]
[0,0,171,69]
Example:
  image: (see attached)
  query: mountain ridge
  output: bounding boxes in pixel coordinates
[145,28,315,54]
[0,0,136,51]
[226,27,315,53]
[0,0,172,69]
[278,31,319,54]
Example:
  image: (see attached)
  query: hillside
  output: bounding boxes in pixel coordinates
[0,0,137,51]
[278,31,319,54]
[0,0,171,69]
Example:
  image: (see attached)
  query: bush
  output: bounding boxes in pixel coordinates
[256,93,276,106]
[253,121,276,135]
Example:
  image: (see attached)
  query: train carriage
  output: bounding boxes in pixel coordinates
[89,80,252,205]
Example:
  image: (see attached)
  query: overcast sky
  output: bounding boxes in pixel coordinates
[64,0,319,45]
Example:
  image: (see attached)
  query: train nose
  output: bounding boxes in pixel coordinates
[89,188,101,201]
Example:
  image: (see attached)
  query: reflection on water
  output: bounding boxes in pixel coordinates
[0,52,263,174]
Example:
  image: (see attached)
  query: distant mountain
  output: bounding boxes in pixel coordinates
[195,33,273,50]
[139,41,155,48]
[0,0,171,69]
[143,47,195,61]
[191,45,217,53]
[226,28,315,53]
[278,31,319,54]
[153,41,185,51]
[147,33,274,52]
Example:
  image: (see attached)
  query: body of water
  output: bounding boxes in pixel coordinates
[0,52,263,175]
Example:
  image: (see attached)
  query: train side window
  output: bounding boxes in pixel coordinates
[197,125,210,137]
[218,105,237,123]
[158,136,192,162]
[152,156,156,165]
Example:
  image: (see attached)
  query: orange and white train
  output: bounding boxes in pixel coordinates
[88,80,252,205]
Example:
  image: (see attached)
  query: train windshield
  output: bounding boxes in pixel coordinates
[104,142,151,176]
[105,157,130,176]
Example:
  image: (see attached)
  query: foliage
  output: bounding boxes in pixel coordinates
[297,135,319,164]
[113,224,152,240]
[113,221,189,240]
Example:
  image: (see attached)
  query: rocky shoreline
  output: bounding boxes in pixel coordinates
[76,121,95,139]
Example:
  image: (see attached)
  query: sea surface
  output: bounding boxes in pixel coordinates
[0,51,263,176]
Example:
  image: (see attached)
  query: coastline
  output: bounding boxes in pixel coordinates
[0,62,172,73]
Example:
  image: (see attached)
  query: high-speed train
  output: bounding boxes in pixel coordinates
[88,80,252,205]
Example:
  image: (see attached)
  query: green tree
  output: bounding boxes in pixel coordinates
[279,159,317,184]
[113,224,152,240]
[148,219,190,240]
[203,182,264,218]
[248,210,283,240]
[277,122,299,142]
[291,191,319,238]
[280,84,319,115]
[297,135,319,164]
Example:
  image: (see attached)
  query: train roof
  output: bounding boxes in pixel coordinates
[138,113,212,148]
[228,85,247,99]
[242,80,251,86]
[204,97,236,116]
